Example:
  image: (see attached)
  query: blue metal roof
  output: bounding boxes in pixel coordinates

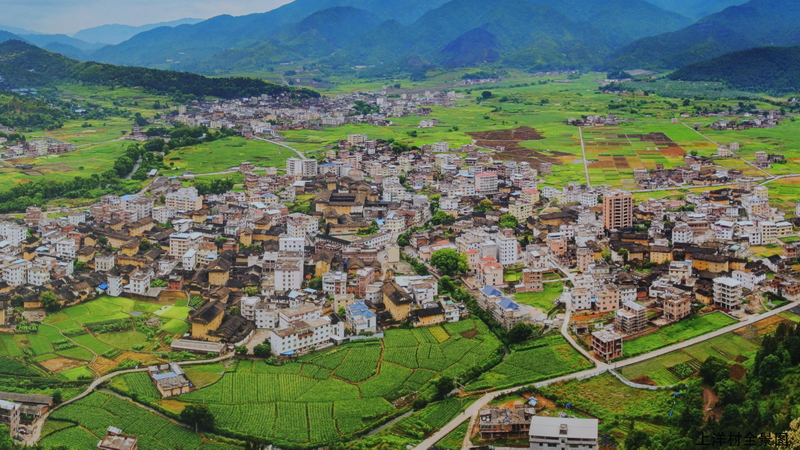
[498,298,519,311]
[482,286,502,297]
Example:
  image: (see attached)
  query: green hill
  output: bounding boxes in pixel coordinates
[668,46,800,95]
[0,40,317,100]
[608,0,800,69]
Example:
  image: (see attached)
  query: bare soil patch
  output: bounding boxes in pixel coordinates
[40,357,84,373]
[729,364,747,382]
[461,330,478,339]
[630,375,657,386]
[702,387,723,421]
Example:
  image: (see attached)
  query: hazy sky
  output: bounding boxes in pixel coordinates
[2,0,294,35]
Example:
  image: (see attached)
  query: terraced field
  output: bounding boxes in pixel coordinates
[170,319,502,446]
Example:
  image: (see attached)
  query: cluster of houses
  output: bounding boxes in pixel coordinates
[477,402,600,450]
[164,88,465,136]
[1,138,73,159]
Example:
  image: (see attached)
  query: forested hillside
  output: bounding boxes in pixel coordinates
[669,46,800,95]
[0,40,318,100]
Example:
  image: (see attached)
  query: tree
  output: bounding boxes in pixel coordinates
[699,356,729,384]
[430,249,468,277]
[40,291,60,312]
[234,346,248,355]
[308,277,322,290]
[139,239,153,252]
[618,248,629,265]
[601,249,612,262]
[253,343,272,358]
[52,390,63,405]
[180,404,215,431]
[499,214,518,229]
[475,199,493,213]
[481,91,493,100]
[508,322,534,344]
[624,427,651,450]
[435,376,455,399]
[430,210,455,226]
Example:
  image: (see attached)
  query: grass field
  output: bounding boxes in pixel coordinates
[622,312,738,358]
[0,296,199,379]
[466,334,592,392]
[165,319,502,446]
[620,331,761,386]
[0,140,135,190]
[539,373,678,440]
[42,391,239,450]
[515,282,564,310]
[165,137,292,174]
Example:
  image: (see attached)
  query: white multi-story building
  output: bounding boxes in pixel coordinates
[433,141,449,152]
[474,172,499,194]
[169,232,203,258]
[672,222,693,244]
[127,271,152,295]
[269,316,343,355]
[286,214,318,237]
[279,236,305,253]
[107,274,124,297]
[1,259,30,286]
[274,258,304,291]
[713,277,743,310]
[26,265,50,286]
[0,221,27,247]
[732,270,765,291]
[182,248,198,271]
[346,300,377,333]
[580,192,598,208]
[286,158,318,177]
[529,417,599,450]
[152,206,174,224]
[95,254,115,272]
[54,239,77,260]
[165,187,203,212]
[495,233,519,266]
[322,271,348,296]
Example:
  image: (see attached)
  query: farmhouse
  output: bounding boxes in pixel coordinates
[148,363,195,397]
[98,427,138,450]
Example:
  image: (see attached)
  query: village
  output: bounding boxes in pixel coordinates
[0,82,799,448]
[1,114,800,446]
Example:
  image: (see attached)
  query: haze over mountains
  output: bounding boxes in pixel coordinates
[0,0,799,87]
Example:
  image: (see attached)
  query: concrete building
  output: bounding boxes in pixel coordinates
[474,172,499,195]
[270,316,342,355]
[165,187,203,212]
[713,277,743,310]
[529,417,599,450]
[286,158,318,177]
[591,328,622,361]
[616,301,647,334]
[602,190,633,230]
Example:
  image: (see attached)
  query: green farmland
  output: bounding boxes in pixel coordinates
[621,312,738,358]
[466,334,592,392]
[42,391,239,450]
[515,281,564,310]
[163,319,502,446]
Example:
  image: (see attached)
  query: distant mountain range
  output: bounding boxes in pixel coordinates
[669,46,800,94]
[3,0,799,81]
[72,19,204,45]
[89,0,692,73]
[645,0,749,20]
[0,19,202,62]
[609,0,800,69]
